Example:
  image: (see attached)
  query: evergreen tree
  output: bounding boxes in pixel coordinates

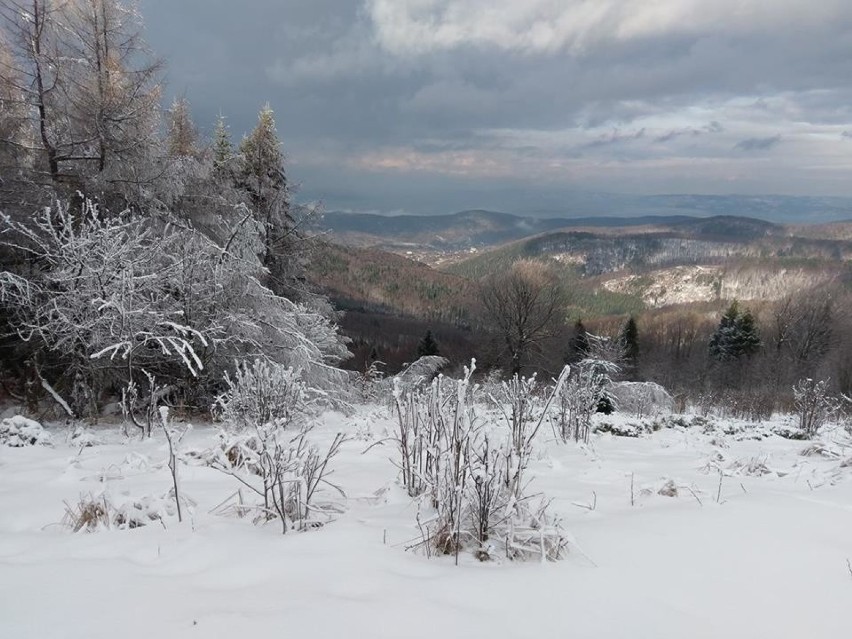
[619,315,639,377]
[709,301,761,361]
[238,105,301,298]
[567,319,590,363]
[416,330,440,358]
[212,114,233,170]
[165,97,199,158]
[734,309,761,357]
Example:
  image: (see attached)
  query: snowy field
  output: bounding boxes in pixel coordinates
[1,408,851,639]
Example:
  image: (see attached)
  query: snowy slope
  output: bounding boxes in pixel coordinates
[1,410,850,639]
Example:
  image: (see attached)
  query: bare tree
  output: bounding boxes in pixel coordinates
[480,260,566,376]
[0,0,64,185]
[772,293,834,377]
[0,0,162,197]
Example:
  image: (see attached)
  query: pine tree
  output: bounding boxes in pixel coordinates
[416,330,440,358]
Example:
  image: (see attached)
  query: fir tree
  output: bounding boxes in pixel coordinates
[416,330,440,358]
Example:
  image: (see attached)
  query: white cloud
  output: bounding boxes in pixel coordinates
[367,0,851,56]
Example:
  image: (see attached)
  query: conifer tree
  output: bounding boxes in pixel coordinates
[709,301,761,361]
[619,316,639,377]
[212,114,233,170]
[238,104,300,297]
[416,330,440,358]
[567,319,590,364]
[165,97,199,158]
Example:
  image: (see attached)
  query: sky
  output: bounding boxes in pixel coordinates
[138,0,852,215]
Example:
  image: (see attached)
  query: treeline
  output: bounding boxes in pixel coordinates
[0,0,349,417]
[633,293,852,416]
[406,258,852,417]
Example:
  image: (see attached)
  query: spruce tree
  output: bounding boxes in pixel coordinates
[416,330,440,358]
[238,105,300,298]
[709,301,761,361]
[212,114,233,170]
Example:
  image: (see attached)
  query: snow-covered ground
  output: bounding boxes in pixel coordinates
[1,409,850,638]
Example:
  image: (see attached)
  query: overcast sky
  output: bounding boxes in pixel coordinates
[139,0,852,214]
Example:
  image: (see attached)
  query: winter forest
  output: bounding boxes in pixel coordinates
[0,2,851,638]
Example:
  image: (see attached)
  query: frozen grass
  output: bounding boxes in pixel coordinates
[0,409,850,638]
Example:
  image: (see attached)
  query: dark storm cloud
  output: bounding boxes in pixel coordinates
[137,0,852,212]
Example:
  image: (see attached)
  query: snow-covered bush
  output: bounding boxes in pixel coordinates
[609,381,674,418]
[556,359,619,444]
[391,362,566,562]
[69,426,102,448]
[209,425,346,533]
[0,415,51,447]
[358,359,386,401]
[395,356,448,388]
[793,378,838,438]
[0,198,351,416]
[214,359,307,431]
[62,492,180,532]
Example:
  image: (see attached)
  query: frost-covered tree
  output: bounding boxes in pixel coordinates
[238,106,296,292]
[212,113,234,172]
[0,0,163,208]
[0,198,350,415]
[0,37,28,170]
[793,378,838,437]
[165,97,199,159]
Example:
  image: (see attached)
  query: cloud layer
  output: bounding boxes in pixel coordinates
[139,0,852,213]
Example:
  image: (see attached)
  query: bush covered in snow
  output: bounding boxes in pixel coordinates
[609,381,674,418]
[793,378,839,438]
[208,426,346,533]
[0,199,351,418]
[0,416,51,447]
[556,359,619,444]
[391,362,566,562]
[213,359,308,432]
[62,492,183,532]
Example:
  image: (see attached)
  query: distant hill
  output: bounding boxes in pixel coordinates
[307,241,474,324]
[312,211,850,319]
[321,209,706,251]
[306,212,850,374]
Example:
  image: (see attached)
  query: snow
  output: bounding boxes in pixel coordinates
[1,408,850,638]
[0,415,51,447]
